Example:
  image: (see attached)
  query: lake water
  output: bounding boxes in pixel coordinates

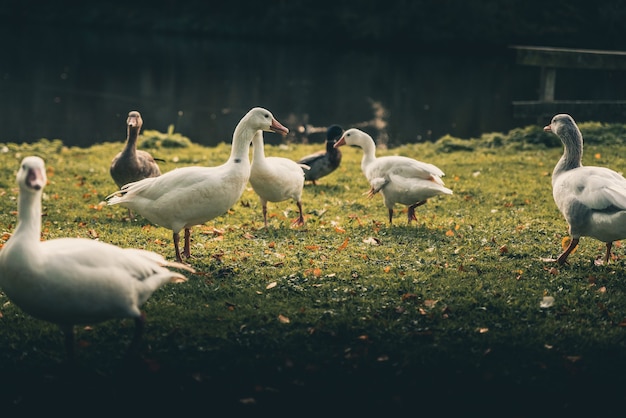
[1,25,623,148]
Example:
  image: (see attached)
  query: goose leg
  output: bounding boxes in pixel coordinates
[126,312,146,358]
[183,228,192,259]
[602,241,613,265]
[292,200,305,226]
[407,200,427,224]
[61,324,76,365]
[557,237,579,265]
[388,208,394,225]
[173,231,183,263]
[262,201,269,228]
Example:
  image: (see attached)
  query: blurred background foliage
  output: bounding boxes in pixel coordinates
[3,0,626,51]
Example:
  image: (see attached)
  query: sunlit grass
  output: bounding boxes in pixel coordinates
[1,126,626,412]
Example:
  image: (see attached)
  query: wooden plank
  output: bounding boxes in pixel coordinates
[511,45,626,70]
[512,100,626,119]
[539,67,556,102]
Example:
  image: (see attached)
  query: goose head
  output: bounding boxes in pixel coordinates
[543,114,581,142]
[334,128,374,149]
[17,156,47,193]
[127,110,143,134]
[246,107,289,136]
[327,125,344,142]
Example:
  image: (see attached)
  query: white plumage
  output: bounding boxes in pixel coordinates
[250,131,307,227]
[545,113,626,265]
[0,156,194,362]
[107,107,289,261]
[334,128,452,224]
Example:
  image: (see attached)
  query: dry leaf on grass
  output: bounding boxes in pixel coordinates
[363,237,381,245]
[540,296,555,308]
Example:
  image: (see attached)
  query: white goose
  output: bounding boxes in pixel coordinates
[107,107,289,262]
[545,113,626,265]
[335,128,452,224]
[0,156,194,362]
[250,130,307,227]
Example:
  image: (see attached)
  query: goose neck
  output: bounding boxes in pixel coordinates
[14,191,42,244]
[554,130,583,176]
[122,127,140,156]
[229,124,256,164]
[360,143,377,171]
[251,132,266,162]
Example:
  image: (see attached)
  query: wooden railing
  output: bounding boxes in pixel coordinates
[511,45,626,121]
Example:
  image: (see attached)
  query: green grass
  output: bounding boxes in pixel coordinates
[1,125,626,416]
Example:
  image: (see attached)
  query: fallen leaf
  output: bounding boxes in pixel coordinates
[266,282,277,289]
[383,266,391,273]
[477,327,489,334]
[540,296,555,308]
[424,299,438,308]
[278,314,290,324]
[338,237,349,251]
[363,237,381,245]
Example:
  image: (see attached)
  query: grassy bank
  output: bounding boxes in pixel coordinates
[1,124,626,416]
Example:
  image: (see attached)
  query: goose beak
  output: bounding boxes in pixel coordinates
[334,137,346,148]
[128,115,139,128]
[27,167,46,191]
[269,118,289,136]
[543,125,552,132]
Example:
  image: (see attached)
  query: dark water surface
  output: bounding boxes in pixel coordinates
[1,25,623,148]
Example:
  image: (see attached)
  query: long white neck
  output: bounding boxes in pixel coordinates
[359,137,377,174]
[13,189,42,246]
[228,121,256,166]
[251,131,266,164]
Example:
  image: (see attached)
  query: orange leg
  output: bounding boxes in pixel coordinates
[407,200,427,224]
[292,200,305,226]
[557,237,579,265]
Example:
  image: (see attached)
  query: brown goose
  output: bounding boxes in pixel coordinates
[110,110,162,218]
